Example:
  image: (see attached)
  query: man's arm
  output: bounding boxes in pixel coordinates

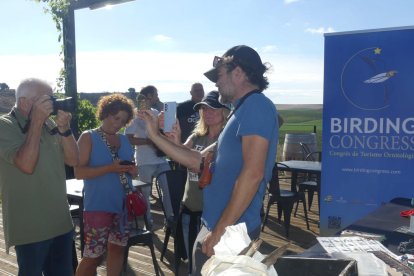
[126,134,152,146]
[55,110,78,167]
[139,110,202,171]
[13,95,52,174]
[202,134,269,256]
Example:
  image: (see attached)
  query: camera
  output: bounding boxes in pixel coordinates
[50,96,74,115]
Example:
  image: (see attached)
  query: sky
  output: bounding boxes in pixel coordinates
[0,0,413,104]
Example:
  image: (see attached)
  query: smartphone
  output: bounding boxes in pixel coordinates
[163,101,177,132]
[119,160,136,166]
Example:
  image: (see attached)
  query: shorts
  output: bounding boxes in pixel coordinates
[83,211,129,258]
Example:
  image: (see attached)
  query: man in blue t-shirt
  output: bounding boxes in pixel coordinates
[139,45,279,274]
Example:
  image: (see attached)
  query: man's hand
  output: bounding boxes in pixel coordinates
[137,110,159,138]
[54,110,72,132]
[201,229,224,257]
[30,95,53,124]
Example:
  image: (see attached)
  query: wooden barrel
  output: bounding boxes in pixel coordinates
[282,133,317,161]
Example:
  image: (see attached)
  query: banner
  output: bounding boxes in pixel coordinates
[320,26,414,235]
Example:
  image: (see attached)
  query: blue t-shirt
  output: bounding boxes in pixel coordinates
[84,130,135,213]
[202,92,278,233]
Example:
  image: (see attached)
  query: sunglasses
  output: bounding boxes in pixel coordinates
[213,56,224,68]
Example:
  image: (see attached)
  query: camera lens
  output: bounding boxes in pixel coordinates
[50,96,74,115]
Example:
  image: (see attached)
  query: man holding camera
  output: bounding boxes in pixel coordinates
[0,78,79,275]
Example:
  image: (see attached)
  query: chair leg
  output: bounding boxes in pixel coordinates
[277,202,283,224]
[123,245,130,272]
[294,201,299,217]
[282,201,294,237]
[300,193,310,230]
[148,240,160,276]
[161,227,171,261]
[307,188,315,211]
[261,198,272,231]
[174,237,180,276]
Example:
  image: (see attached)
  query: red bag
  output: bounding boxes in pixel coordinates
[126,190,147,218]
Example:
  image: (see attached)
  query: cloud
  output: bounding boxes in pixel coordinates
[284,0,300,4]
[153,34,172,42]
[0,50,324,104]
[306,27,335,34]
[261,45,278,53]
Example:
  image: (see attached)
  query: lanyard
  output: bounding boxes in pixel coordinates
[227,90,261,120]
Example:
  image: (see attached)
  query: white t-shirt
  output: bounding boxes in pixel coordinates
[125,108,167,166]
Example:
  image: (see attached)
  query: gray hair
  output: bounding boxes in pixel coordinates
[15,78,52,106]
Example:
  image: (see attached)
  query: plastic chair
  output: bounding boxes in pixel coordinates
[68,203,79,273]
[262,163,310,237]
[297,142,322,211]
[123,214,159,275]
[155,169,187,275]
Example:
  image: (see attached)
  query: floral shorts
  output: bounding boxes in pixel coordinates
[83,211,129,258]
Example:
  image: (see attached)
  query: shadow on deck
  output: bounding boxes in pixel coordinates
[0,181,320,275]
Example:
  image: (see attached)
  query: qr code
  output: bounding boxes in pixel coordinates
[328,216,341,229]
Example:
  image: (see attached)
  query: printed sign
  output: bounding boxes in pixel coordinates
[320,26,414,235]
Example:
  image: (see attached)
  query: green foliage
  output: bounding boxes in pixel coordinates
[279,108,323,124]
[33,0,69,93]
[53,92,98,133]
[77,99,98,133]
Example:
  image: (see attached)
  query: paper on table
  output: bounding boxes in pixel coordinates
[317,237,399,260]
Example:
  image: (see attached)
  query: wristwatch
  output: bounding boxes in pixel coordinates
[58,128,72,137]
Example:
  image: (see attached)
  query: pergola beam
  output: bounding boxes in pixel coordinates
[62,0,135,138]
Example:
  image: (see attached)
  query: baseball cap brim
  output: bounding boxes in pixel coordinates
[204,68,218,83]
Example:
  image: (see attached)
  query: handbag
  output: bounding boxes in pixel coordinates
[126,190,147,217]
[97,127,147,218]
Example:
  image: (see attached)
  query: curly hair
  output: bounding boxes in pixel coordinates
[96,93,135,124]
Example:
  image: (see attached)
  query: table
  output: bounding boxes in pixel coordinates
[66,178,151,256]
[342,197,414,254]
[277,160,321,190]
[278,160,321,175]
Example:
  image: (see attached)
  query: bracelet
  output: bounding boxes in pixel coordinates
[58,128,72,137]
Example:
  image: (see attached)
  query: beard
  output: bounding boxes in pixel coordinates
[218,88,234,105]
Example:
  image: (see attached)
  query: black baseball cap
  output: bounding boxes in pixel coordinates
[193,91,230,111]
[204,45,264,83]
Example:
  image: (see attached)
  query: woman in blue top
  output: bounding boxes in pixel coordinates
[74,94,137,276]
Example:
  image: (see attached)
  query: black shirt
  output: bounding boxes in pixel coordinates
[177,100,200,143]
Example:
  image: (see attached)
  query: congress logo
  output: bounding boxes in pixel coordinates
[341,47,397,111]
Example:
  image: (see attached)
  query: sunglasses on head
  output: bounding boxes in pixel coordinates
[213,55,236,68]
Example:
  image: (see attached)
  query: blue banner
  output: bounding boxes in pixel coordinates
[321,26,414,235]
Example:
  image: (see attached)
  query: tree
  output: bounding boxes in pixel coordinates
[0,83,10,92]
[77,98,98,133]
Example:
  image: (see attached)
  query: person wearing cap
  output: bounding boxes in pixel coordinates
[169,91,229,273]
[177,83,205,143]
[138,45,279,274]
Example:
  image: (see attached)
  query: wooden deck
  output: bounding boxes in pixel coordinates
[0,181,320,275]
